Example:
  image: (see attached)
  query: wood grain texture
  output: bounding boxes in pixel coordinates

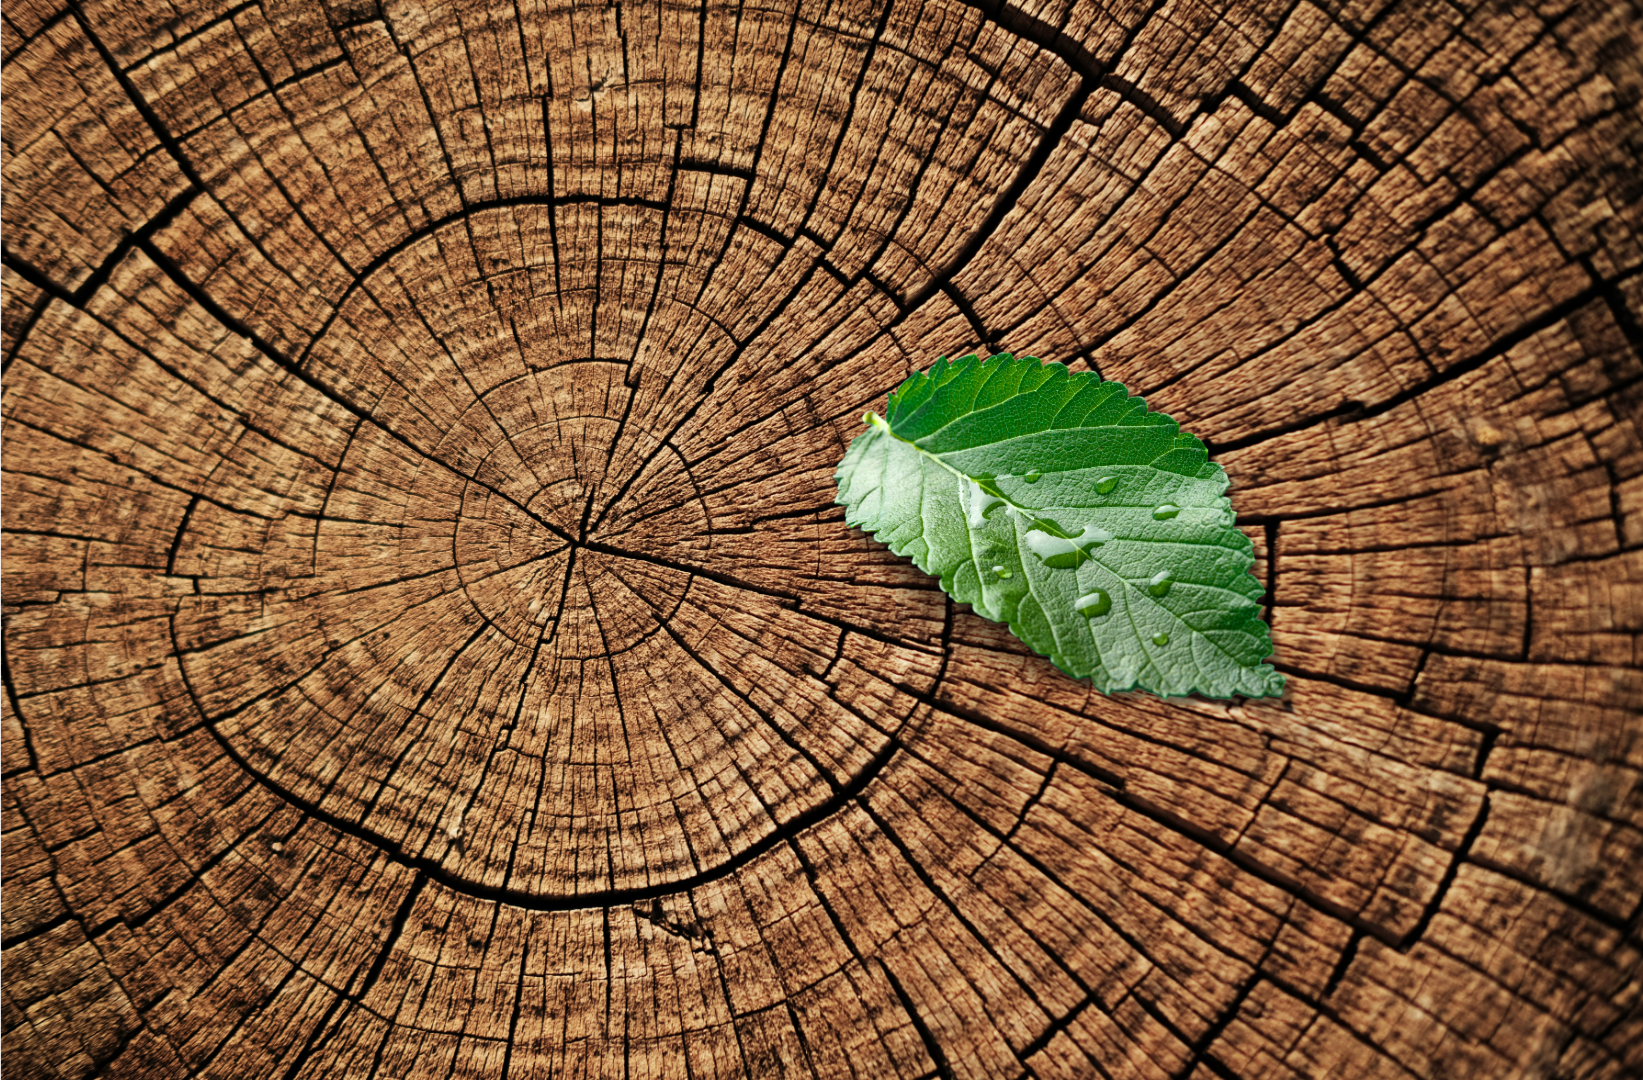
[3,0,1640,1076]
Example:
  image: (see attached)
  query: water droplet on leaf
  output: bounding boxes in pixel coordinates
[1025,525,1113,569]
[1153,503,1180,520]
[1023,470,1043,483]
[1095,476,1119,494]
[992,564,1012,579]
[1152,632,1170,645]
[1147,570,1174,597]
[961,478,1005,529]
[1074,590,1111,618]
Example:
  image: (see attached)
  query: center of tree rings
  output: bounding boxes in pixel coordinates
[178,211,900,901]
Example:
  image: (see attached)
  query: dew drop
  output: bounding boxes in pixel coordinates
[1152,632,1170,646]
[992,564,1012,579]
[1025,525,1113,568]
[962,479,1005,529]
[1146,570,1174,597]
[1023,470,1043,483]
[1095,476,1119,494]
[1074,589,1111,618]
[1153,503,1180,520]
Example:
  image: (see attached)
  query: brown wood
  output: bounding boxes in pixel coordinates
[3,0,1640,1076]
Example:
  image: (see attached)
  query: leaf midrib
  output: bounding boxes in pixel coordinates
[870,411,1265,681]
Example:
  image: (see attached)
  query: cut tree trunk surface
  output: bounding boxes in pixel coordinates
[3,0,1641,1077]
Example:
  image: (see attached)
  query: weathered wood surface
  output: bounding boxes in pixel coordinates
[3,0,1640,1076]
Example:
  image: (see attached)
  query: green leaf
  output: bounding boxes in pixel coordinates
[835,353,1282,700]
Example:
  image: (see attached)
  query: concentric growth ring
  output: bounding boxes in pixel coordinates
[172,211,919,901]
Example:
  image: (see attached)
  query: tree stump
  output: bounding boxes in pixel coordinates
[3,0,1640,1076]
